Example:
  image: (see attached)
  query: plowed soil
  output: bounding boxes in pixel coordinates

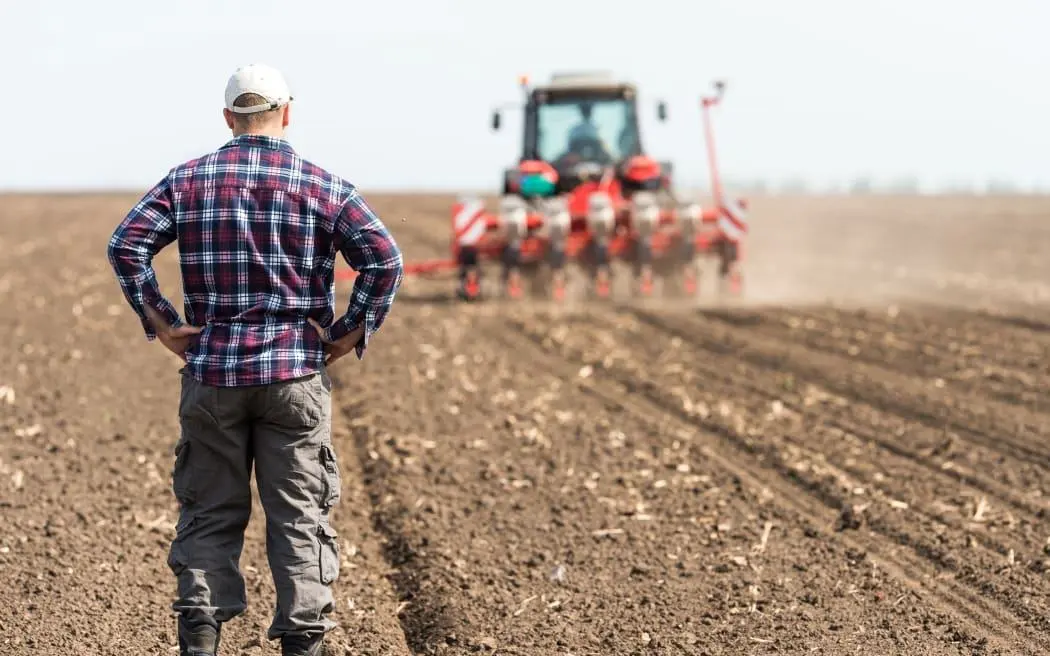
[1,192,1048,655]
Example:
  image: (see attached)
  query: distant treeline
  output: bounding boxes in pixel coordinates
[709,177,1049,196]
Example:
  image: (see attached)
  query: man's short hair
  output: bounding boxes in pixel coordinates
[230,93,282,128]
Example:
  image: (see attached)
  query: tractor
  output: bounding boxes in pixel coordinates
[340,72,750,301]
[454,72,747,301]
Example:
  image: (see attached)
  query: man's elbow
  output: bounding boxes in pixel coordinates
[393,248,405,275]
[105,235,124,270]
[383,245,405,282]
[107,227,152,266]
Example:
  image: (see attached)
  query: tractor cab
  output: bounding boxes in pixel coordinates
[492,72,670,197]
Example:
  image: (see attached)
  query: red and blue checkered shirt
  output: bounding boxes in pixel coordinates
[107,134,403,387]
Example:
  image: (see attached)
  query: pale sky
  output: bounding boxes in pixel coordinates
[1,1,1047,192]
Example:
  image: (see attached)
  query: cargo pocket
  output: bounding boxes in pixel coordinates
[167,514,196,576]
[171,439,196,507]
[171,435,220,509]
[317,523,340,585]
[174,376,220,508]
[319,444,342,509]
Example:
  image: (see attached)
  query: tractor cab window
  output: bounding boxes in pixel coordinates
[535,97,638,166]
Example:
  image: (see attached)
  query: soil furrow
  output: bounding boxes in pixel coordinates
[631,308,1050,474]
[770,304,1048,362]
[601,308,1050,519]
[560,307,1050,632]
[341,401,463,654]
[326,305,998,654]
[496,313,1044,654]
[596,307,1050,521]
[751,306,1048,409]
[973,308,1050,335]
[567,306,1050,543]
[610,307,1050,592]
[330,308,798,653]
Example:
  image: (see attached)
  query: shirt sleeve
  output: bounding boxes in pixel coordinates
[106,175,183,340]
[325,188,404,357]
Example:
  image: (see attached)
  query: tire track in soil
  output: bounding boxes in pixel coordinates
[342,404,463,655]
[327,411,417,656]
[635,307,1050,478]
[746,306,1048,411]
[590,306,1050,514]
[617,308,1050,535]
[496,309,1049,654]
[325,305,993,655]
[769,304,1050,365]
[615,308,1050,516]
[973,309,1050,335]
[616,307,1050,522]
[572,306,1050,636]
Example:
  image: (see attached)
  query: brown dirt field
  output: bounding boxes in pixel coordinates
[1,192,1048,655]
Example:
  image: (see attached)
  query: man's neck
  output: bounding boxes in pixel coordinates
[232,128,286,139]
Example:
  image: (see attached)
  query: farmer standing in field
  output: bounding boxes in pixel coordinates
[106,64,404,656]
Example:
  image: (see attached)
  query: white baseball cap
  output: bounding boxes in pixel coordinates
[224,64,293,114]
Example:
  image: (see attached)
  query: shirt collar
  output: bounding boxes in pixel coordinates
[221,134,295,154]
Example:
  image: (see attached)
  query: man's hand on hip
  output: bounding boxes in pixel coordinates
[308,319,365,366]
[144,305,202,361]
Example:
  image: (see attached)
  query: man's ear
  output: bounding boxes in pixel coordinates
[282,104,291,128]
[223,108,235,130]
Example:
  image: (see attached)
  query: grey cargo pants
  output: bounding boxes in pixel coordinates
[167,367,341,640]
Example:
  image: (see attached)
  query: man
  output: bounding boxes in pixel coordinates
[564,101,613,163]
[567,101,600,143]
[106,64,404,656]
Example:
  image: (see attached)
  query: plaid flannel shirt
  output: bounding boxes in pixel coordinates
[107,134,403,387]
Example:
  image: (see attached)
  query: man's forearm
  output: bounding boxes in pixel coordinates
[328,188,404,353]
[143,302,179,336]
[107,176,180,340]
[107,246,183,340]
[325,266,403,353]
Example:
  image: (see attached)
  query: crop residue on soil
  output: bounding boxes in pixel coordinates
[1,192,1048,655]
